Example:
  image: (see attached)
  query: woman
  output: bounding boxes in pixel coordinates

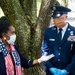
[0,16,54,75]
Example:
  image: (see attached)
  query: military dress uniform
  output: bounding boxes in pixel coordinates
[41,6,75,75]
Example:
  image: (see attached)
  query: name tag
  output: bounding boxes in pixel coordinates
[49,39,55,41]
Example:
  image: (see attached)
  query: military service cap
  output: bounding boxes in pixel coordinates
[50,5,71,18]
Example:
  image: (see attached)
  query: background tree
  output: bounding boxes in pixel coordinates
[0,0,57,75]
[57,0,72,6]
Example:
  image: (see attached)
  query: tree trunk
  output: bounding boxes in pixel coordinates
[0,0,56,75]
[36,0,56,57]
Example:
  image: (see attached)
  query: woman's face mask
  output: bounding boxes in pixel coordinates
[7,34,16,44]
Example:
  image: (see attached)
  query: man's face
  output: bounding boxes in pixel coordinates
[53,14,68,28]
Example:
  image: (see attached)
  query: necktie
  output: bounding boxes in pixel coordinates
[58,28,62,42]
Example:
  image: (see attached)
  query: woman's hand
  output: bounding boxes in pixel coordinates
[38,53,55,63]
[32,53,54,65]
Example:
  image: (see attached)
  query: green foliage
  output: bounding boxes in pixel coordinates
[37,0,42,2]
[55,0,60,6]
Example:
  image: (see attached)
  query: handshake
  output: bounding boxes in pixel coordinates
[49,67,68,75]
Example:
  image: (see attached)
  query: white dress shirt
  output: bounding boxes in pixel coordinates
[57,23,68,40]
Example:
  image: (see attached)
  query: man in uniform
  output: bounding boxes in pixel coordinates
[41,5,75,75]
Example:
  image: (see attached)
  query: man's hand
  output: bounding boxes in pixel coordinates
[49,68,68,75]
[60,69,67,75]
[38,54,54,63]
[49,67,61,75]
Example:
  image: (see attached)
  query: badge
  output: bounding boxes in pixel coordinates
[67,36,75,42]
[57,14,61,17]
[70,31,73,35]
[67,31,75,42]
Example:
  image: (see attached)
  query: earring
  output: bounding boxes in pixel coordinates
[4,37,6,40]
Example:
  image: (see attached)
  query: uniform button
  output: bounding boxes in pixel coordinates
[58,53,60,55]
[59,47,61,49]
[58,59,60,61]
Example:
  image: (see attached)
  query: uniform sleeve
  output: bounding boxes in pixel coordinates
[41,29,53,70]
[41,29,50,55]
[65,45,75,73]
[14,45,34,68]
[41,40,49,55]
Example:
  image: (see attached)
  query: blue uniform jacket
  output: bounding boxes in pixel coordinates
[0,45,33,75]
[41,24,75,75]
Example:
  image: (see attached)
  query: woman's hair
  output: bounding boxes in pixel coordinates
[0,16,11,38]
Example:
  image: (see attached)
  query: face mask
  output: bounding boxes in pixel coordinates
[7,34,16,44]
